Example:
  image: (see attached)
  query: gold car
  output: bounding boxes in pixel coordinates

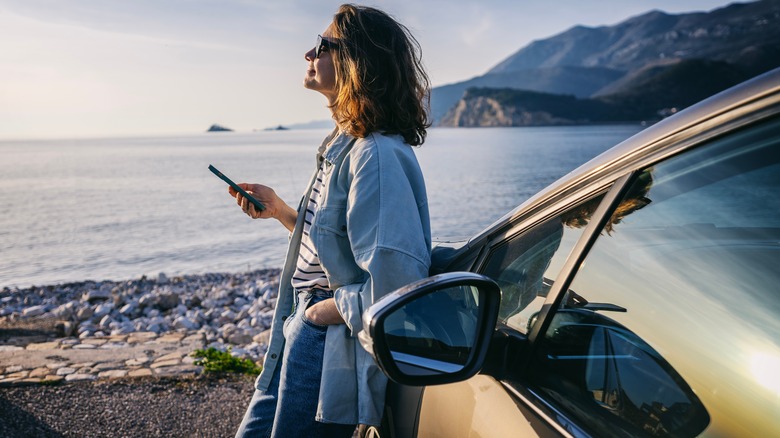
[361,67,780,437]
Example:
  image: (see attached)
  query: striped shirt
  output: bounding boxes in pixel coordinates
[290,161,331,293]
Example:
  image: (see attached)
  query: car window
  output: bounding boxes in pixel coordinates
[528,117,780,437]
[481,193,606,333]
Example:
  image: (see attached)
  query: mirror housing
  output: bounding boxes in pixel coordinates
[359,272,500,386]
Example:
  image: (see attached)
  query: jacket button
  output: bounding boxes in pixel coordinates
[271,354,277,359]
[282,315,288,321]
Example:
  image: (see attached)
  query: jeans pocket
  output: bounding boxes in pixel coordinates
[282,292,301,339]
[300,294,329,331]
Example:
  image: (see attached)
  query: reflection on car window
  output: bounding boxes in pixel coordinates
[384,285,480,373]
[530,117,780,437]
[481,194,606,333]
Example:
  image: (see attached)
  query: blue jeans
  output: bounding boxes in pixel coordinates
[235,291,357,438]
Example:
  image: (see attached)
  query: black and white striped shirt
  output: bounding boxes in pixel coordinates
[290,162,331,292]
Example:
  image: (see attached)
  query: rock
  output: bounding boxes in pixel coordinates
[93,302,114,318]
[46,362,70,370]
[227,330,253,345]
[76,306,93,321]
[125,356,151,367]
[99,315,112,328]
[98,370,128,379]
[157,272,169,284]
[156,293,179,311]
[56,367,76,376]
[99,342,128,349]
[153,364,201,377]
[128,368,153,377]
[29,367,50,378]
[83,290,111,303]
[150,359,180,369]
[51,302,75,319]
[206,124,233,132]
[138,293,158,308]
[252,329,271,346]
[65,373,96,382]
[26,341,61,351]
[22,305,47,318]
[173,316,199,331]
[55,320,76,337]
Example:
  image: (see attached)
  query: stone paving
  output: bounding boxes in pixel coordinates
[0,330,221,387]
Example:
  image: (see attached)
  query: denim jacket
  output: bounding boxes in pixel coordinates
[255,130,432,426]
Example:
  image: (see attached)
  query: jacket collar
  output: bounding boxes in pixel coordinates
[321,130,357,165]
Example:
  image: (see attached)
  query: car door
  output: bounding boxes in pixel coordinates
[521,115,780,437]
[411,114,780,437]
[415,189,615,437]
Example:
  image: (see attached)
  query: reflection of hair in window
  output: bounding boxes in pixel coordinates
[562,171,654,234]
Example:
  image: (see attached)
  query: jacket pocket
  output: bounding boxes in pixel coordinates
[313,206,348,236]
[311,206,362,286]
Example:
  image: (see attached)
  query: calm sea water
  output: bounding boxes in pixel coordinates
[0,125,643,288]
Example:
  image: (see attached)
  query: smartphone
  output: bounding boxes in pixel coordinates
[208,164,266,211]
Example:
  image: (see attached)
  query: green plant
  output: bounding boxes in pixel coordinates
[191,347,262,375]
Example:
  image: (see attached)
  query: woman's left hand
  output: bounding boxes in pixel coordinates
[305,298,345,325]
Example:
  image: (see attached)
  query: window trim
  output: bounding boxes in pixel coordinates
[524,172,635,345]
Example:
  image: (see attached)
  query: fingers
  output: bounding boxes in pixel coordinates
[236,192,260,219]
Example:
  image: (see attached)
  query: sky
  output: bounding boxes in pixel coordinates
[0,0,743,140]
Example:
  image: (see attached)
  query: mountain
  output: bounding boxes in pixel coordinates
[432,0,780,124]
[440,59,752,127]
[439,88,625,127]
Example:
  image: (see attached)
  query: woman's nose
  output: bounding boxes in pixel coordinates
[305,47,315,61]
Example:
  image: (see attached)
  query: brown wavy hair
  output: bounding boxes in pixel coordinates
[330,4,431,146]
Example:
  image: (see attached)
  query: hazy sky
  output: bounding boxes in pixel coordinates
[0,0,741,140]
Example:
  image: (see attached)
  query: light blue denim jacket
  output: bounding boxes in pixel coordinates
[255,130,431,426]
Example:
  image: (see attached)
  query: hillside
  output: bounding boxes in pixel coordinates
[439,59,753,127]
[432,0,780,124]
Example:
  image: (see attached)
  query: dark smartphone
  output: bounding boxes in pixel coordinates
[208,164,266,211]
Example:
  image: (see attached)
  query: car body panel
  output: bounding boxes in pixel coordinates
[418,376,560,438]
[377,68,780,438]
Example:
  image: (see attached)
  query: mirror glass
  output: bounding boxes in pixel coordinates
[382,285,481,376]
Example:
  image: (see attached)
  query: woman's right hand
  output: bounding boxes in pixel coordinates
[229,183,280,219]
[229,183,297,231]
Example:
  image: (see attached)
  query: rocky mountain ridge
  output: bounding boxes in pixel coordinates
[433,0,780,126]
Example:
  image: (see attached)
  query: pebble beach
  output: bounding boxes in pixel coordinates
[0,269,281,384]
[0,269,282,436]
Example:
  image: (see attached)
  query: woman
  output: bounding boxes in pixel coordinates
[232,4,432,437]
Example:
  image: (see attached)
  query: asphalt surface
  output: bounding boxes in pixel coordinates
[0,374,254,437]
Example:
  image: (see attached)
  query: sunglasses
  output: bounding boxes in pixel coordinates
[315,34,339,58]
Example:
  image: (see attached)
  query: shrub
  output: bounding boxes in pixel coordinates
[191,347,262,375]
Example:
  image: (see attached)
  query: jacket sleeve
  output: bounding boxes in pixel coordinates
[333,136,431,337]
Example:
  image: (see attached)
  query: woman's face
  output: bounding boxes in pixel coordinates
[304,24,338,103]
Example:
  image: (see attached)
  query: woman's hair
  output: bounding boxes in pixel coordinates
[330,4,431,146]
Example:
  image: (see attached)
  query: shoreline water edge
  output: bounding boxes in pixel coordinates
[0,269,281,386]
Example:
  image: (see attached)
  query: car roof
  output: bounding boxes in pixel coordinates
[471,67,780,246]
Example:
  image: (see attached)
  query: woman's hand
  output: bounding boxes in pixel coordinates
[229,183,277,219]
[229,183,297,231]
[305,298,345,326]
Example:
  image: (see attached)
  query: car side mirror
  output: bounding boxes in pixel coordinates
[359,272,500,386]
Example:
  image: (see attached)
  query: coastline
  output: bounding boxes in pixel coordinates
[0,269,281,386]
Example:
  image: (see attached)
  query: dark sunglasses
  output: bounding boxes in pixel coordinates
[315,34,339,58]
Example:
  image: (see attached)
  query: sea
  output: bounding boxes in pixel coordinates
[0,125,644,288]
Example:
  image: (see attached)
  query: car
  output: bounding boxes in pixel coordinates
[359,66,780,438]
